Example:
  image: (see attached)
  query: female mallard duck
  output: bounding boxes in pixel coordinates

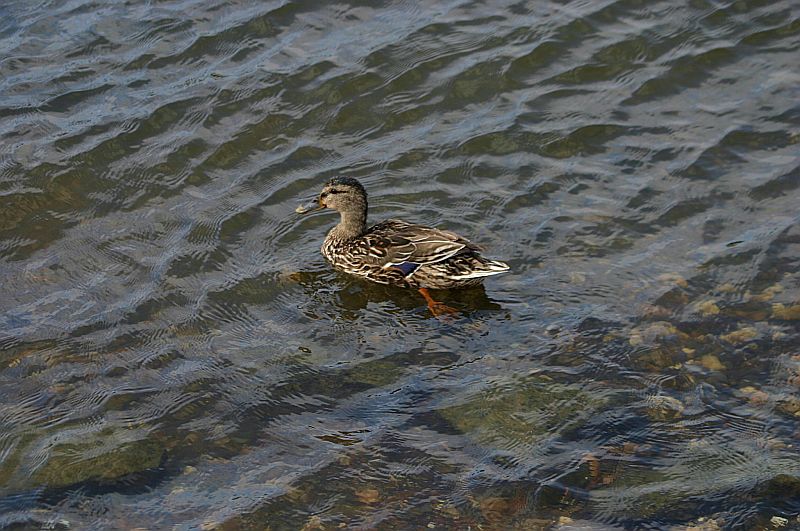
[298,177,509,314]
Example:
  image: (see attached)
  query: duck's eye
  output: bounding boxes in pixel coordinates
[320,192,328,198]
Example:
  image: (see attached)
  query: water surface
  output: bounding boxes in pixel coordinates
[1,0,800,528]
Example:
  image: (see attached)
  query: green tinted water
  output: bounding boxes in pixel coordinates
[1,0,799,528]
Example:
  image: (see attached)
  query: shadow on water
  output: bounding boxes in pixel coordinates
[291,269,507,319]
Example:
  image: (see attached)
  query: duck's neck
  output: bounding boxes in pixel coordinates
[328,208,367,242]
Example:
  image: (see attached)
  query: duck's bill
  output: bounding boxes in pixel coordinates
[295,199,322,214]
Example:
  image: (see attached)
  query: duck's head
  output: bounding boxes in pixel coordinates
[296,177,367,215]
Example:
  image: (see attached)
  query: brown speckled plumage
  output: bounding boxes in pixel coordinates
[306,177,509,289]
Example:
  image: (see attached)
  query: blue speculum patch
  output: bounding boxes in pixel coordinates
[393,262,420,276]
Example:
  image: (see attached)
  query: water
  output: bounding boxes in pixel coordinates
[1,0,799,528]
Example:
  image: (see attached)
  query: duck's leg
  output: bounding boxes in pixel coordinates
[418,288,458,318]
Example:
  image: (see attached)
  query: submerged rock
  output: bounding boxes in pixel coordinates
[776,396,800,417]
[439,375,599,449]
[355,487,380,504]
[695,300,720,316]
[772,303,800,320]
[719,327,759,344]
[749,284,783,303]
[27,436,163,490]
[757,473,800,499]
[644,395,685,421]
[657,273,688,288]
[633,348,682,371]
[698,354,725,371]
[681,516,722,530]
[770,516,789,527]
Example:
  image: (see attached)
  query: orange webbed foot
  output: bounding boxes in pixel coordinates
[418,288,459,320]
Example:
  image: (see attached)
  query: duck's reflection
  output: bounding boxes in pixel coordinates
[287,269,505,319]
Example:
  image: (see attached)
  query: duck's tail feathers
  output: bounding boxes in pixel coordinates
[450,258,510,279]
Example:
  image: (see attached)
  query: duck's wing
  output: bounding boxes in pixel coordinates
[364,219,480,268]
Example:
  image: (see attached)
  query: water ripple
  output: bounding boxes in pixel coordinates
[1,0,800,528]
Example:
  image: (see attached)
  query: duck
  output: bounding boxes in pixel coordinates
[297,177,509,315]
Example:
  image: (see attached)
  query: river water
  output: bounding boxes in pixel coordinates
[1,0,799,529]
